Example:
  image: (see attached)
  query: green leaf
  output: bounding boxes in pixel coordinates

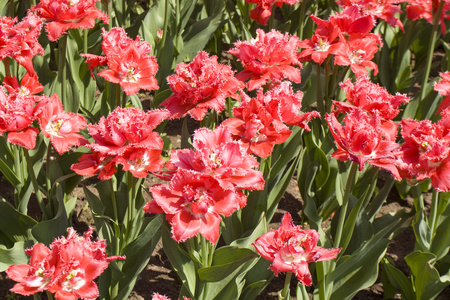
[31,187,68,245]
[116,215,162,299]
[430,202,450,259]
[412,209,431,251]
[0,241,33,272]
[161,220,197,296]
[198,246,257,282]
[176,6,226,64]
[382,258,415,300]
[405,251,450,300]
[328,219,401,300]
[0,201,37,247]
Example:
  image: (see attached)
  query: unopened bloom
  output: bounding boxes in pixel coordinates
[229,29,302,91]
[253,212,341,286]
[32,0,109,41]
[36,94,88,154]
[152,293,190,300]
[161,51,244,120]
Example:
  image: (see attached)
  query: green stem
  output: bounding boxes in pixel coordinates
[268,5,276,30]
[24,149,51,220]
[429,189,439,241]
[58,34,68,109]
[46,291,55,300]
[297,0,306,40]
[317,261,327,300]
[9,0,14,17]
[316,64,325,117]
[126,172,135,242]
[46,143,55,214]
[334,162,358,249]
[244,1,250,28]
[280,272,292,300]
[419,0,444,104]
[106,0,112,30]
[13,145,23,209]
[157,0,170,56]
[411,184,424,212]
[109,179,120,255]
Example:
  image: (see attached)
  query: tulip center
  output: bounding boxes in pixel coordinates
[314,39,330,52]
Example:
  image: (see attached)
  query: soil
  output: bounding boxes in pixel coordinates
[1,116,449,300]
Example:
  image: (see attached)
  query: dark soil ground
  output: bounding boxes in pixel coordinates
[1,116,449,300]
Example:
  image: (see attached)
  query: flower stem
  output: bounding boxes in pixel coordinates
[109,179,120,255]
[244,0,250,28]
[297,0,306,40]
[24,149,51,220]
[58,34,68,109]
[316,64,325,117]
[419,0,444,106]
[280,272,292,300]
[411,184,424,212]
[429,189,439,242]
[334,162,358,249]
[115,83,121,108]
[46,291,54,300]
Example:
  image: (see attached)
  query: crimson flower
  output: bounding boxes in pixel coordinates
[229,29,302,90]
[0,82,40,149]
[83,27,158,95]
[253,212,341,286]
[6,227,124,299]
[3,73,44,100]
[398,113,450,192]
[298,16,346,64]
[222,92,292,158]
[334,33,382,77]
[6,243,56,296]
[245,0,301,25]
[161,51,244,120]
[32,0,109,41]
[261,81,320,129]
[165,125,265,195]
[330,5,375,36]
[337,0,405,30]
[145,169,242,244]
[326,109,401,180]
[406,0,450,33]
[0,12,44,76]
[336,76,410,119]
[71,107,169,179]
[36,94,87,154]
[435,71,450,112]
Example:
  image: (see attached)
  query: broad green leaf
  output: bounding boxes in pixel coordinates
[176,6,226,64]
[162,220,197,296]
[198,246,257,282]
[412,209,431,251]
[0,241,33,272]
[116,215,162,299]
[0,201,37,247]
[430,201,450,259]
[405,251,450,300]
[328,219,401,300]
[31,187,68,245]
[382,258,415,300]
